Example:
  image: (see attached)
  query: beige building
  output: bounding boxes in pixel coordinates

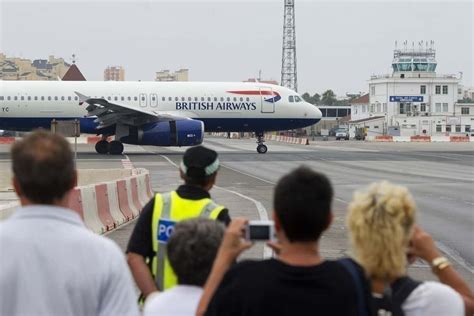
[155,69,188,81]
[0,53,70,80]
[104,66,125,81]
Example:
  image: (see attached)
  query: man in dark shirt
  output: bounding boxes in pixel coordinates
[199,166,370,316]
[127,146,231,299]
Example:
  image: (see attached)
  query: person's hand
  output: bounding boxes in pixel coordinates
[408,225,442,263]
[217,218,253,263]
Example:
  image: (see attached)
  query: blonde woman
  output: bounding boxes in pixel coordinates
[347,181,474,316]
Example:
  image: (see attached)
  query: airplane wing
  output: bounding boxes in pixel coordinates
[74,91,190,129]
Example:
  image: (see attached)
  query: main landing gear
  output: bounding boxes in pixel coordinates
[256,132,268,154]
[95,137,124,155]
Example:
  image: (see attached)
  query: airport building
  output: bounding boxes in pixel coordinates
[349,44,474,137]
[155,69,188,82]
[104,66,125,81]
[0,54,70,80]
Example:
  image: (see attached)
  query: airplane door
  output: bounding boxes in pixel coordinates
[150,94,158,108]
[139,93,147,107]
[260,88,275,113]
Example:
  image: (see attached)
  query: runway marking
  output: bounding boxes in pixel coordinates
[437,241,474,274]
[160,155,273,259]
[121,155,135,170]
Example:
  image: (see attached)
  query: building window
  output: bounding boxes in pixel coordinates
[420,103,426,112]
[376,104,381,112]
[436,125,442,132]
[442,85,448,94]
[442,103,448,112]
[420,85,426,94]
[374,126,379,129]
[399,103,405,114]
[465,125,471,132]
[455,125,461,132]
[446,125,452,132]
[383,103,387,112]
[435,85,441,94]
[461,107,469,115]
[371,86,375,95]
[435,103,441,112]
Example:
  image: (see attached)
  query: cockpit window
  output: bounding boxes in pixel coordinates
[294,96,302,102]
[289,96,294,103]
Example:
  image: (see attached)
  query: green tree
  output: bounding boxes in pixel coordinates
[312,93,321,104]
[321,89,336,105]
[301,92,312,103]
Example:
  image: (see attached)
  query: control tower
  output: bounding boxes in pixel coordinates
[391,41,437,78]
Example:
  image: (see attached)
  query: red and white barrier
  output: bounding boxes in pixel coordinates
[266,134,309,145]
[66,168,154,234]
[368,135,474,143]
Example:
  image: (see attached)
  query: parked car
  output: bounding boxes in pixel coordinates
[335,128,349,140]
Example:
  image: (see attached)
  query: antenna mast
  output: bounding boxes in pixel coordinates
[281,0,297,92]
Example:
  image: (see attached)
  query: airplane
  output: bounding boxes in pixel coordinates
[0,81,322,154]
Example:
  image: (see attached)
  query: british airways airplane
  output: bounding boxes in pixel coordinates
[0,81,321,154]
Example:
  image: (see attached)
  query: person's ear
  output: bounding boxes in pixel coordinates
[273,212,282,232]
[12,177,23,197]
[324,212,334,231]
[179,170,185,181]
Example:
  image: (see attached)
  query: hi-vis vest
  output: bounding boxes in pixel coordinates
[151,191,224,291]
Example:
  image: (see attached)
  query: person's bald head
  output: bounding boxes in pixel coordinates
[11,130,76,205]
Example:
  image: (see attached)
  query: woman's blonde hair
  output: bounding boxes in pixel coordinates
[346,181,416,281]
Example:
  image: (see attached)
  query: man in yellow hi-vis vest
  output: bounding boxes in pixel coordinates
[126,146,230,299]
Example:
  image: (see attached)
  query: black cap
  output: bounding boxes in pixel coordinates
[181,146,219,179]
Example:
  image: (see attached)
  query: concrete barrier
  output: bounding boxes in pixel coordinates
[266,134,308,145]
[431,136,450,142]
[2,168,154,235]
[411,136,431,142]
[375,136,393,142]
[450,136,469,142]
[0,137,16,144]
[393,136,411,142]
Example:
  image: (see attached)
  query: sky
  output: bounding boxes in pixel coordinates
[0,0,472,96]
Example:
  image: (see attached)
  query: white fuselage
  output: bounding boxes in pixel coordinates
[0,81,321,134]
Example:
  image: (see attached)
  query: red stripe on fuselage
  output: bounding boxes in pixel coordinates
[227,90,273,96]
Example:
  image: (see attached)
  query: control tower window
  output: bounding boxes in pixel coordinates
[435,86,441,94]
[442,85,448,94]
[420,85,426,94]
[289,96,294,103]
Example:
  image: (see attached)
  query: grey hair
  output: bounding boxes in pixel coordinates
[167,218,225,286]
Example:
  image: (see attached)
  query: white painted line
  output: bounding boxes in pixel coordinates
[436,241,474,274]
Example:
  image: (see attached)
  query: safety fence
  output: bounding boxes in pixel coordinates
[0,136,112,145]
[0,168,154,234]
[265,134,309,145]
[367,135,473,142]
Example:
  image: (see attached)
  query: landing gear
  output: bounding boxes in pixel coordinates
[94,138,124,155]
[255,132,268,154]
[95,140,109,154]
[109,140,124,155]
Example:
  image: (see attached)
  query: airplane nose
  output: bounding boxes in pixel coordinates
[307,103,322,120]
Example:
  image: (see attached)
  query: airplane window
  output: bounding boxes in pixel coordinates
[194,97,198,101]
[107,96,111,101]
[175,97,178,101]
[201,97,205,101]
[141,96,145,101]
[295,96,301,102]
[27,96,31,101]
[162,97,166,101]
[54,96,58,101]
[68,96,71,101]
[220,97,224,101]
[7,96,11,100]
[214,97,217,101]
[0,96,3,101]
[227,97,230,101]
[121,97,125,101]
[20,96,24,101]
[181,97,185,101]
[48,96,51,101]
[188,97,192,101]
[233,97,237,101]
[74,96,78,101]
[289,96,294,103]
[60,96,64,101]
[134,97,138,101]
[34,96,38,101]
[41,96,44,101]
[240,97,243,101]
[114,97,118,101]
[246,97,250,101]
[168,97,172,101]
[14,96,18,101]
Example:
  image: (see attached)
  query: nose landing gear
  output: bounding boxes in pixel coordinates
[256,132,268,154]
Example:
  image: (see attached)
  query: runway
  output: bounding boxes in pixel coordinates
[1,137,473,286]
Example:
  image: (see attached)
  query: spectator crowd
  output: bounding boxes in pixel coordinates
[0,130,473,316]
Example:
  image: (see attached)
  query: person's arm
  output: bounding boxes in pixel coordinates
[127,252,158,297]
[196,218,252,316]
[126,199,157,298]
[409,225,474,315]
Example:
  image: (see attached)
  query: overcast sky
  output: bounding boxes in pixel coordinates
[0,0,472,95]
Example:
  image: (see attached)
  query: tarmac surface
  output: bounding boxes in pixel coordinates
[0,136,473,288]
